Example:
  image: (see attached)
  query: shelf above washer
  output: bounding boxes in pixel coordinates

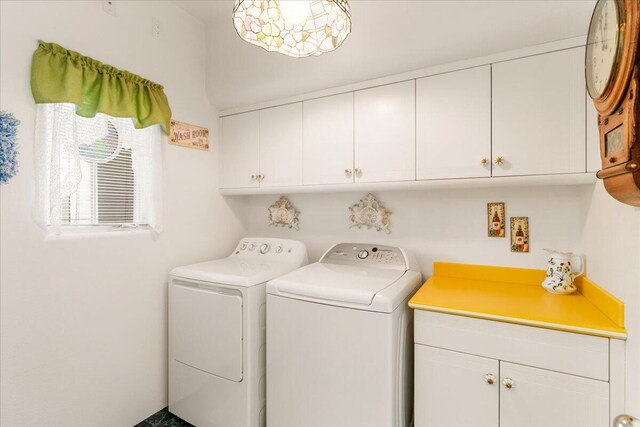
[219,173,597,196]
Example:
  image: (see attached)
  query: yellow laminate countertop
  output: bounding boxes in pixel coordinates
[408,262,626,339]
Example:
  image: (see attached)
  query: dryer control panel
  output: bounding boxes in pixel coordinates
[233,238,307,262]
[320,243,409,270]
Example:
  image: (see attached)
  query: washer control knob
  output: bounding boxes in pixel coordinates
[259,243,271,254]
[357,250,369,259]
[248,243,256,251]
[275,245,283,254]
[239,243,247,250]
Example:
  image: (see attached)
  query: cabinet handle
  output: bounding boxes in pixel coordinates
[354,167,362,175]
[613,415,640,427]
[481,158,489,166]
[345,168,352,175]
[502,377,514,389]
[484,373,496,385]
[258,174,264,182]
[494,156,504,166]
[251,174,256,181]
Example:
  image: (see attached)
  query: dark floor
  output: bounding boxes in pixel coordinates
[134,407,194,427]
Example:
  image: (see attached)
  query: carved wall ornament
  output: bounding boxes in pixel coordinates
[348,193,391,233]
[268,196,300,230]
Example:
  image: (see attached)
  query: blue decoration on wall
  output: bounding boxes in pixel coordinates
[0,111,20,184]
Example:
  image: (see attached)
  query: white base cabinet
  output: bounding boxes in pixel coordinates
[499,362,609,427]
[414,311,623,427]
[415,346,498,427]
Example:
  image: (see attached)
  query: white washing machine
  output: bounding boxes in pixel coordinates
[168,238,308,427]
[266,243,422,427]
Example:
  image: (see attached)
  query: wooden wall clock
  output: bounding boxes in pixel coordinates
[587,0,640,206]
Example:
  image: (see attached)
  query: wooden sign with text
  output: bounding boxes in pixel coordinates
[169,120,209,151]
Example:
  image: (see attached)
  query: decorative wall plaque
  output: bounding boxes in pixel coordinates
[510,217,529,253]
[349,193,391,233]
[268,196,300,230]
[169,120,209,151]
[487,202,505,237]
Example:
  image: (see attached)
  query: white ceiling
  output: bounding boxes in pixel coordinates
[174,0,596,111]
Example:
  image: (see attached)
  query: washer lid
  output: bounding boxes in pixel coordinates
[170,258,299,287]
[266,262,406,306]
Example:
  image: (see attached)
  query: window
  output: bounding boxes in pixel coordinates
[35,103,163,233]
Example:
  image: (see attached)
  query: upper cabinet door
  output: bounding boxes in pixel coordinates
[354,81,416,183]
[303,93,354,185]
[415,345,499,427]
[220,111,260,189]
[500,362,609,427]
[259,103,303,187]
[417,66,491,180]
[492,48,586,176]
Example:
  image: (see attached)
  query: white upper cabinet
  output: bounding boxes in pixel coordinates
[259,103,303,187]
[416,66,491,180]
[303,93,354,185]
[220,111,260,189]
[354,81,416,183]
[492,47,586,176]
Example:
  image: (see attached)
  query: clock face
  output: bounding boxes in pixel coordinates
[586,0,622,100]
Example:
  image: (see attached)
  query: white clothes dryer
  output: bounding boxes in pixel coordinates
[168,238,308,427]
[266,243,422,427]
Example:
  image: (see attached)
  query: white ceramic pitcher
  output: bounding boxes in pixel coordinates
[541,249,584,295]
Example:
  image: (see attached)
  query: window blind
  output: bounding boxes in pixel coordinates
[35,103,163,232]
[61,120,136,225]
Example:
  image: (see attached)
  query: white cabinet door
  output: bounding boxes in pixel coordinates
[354,80,416,182]
[415,345,499,427]
[492,47,586,176]
[259,103,303,187]
[417,66,491,179]
[500,362,609,427]
[220,111,260,189]
[303,93,354,185]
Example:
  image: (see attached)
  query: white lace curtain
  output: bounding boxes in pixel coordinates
[34,103,163,233]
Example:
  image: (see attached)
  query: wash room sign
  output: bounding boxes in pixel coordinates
[169,120,209,151]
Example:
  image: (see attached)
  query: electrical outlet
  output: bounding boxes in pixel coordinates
[152,18,161,38]
[102,0,116,16]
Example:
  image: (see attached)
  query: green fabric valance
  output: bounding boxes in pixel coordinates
[31,40,172,134]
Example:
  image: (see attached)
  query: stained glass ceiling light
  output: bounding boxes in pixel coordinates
[232,0,351,58]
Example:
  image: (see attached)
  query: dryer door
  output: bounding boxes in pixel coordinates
[171,280,243,382]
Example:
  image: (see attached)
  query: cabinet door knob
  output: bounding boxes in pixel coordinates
[345,168,352,175]
[494,156,504,166]
[502,377,514,389]
[251,174,256,181]
[481,158,489,166]
[354,168,362,175]
[484,373,496,385]
[258,174,264,181]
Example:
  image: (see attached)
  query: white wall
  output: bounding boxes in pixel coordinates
[581,183,640,414]
[238,182,640,415]
[238,186,590,275]
[240,183,640,414]
[0,1,244,426]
